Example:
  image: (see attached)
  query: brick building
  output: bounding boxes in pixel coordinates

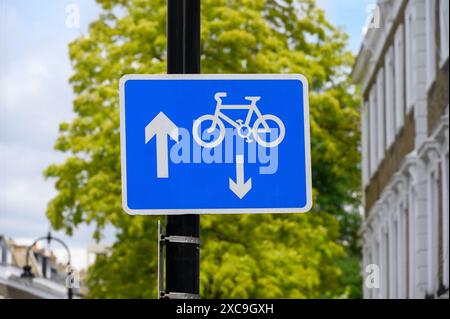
[353,0,449,298]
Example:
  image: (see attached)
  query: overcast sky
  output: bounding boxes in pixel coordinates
[0,0,372,270]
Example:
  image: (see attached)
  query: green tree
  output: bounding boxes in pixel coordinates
[46,0,361,298]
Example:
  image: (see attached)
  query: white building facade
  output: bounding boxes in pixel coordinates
[353,0,449,298]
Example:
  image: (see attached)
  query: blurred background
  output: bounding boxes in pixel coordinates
[0,0,447,299]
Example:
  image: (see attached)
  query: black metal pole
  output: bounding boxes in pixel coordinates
[165,0,200,298]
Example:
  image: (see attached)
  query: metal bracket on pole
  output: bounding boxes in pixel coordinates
[165,235,200,245]
[157,220,200,299]
[162,292,200,299]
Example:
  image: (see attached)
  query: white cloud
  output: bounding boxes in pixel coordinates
[53,247,89,271]
[29,60,50,78]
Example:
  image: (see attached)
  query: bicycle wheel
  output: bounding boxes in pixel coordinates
[193,115,226,148]
[252,114,285,148]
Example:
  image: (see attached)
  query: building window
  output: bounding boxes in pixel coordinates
[439,0,449,65]
[374,240,380,299]
[378,230,386,298]
[363,102,370,186]
[385,47,396,147]
[404,204,410,298]
[377,67,386,158]
[428,170,439,294]
[365,248,373,299]
[390,215,398,298]
[369,86,378,175]
[394,25,405,132]
[397,203,408,299]
[408,184,416,298]
[426,0,437,90]
[442,152,449,288]
[405,3,415,112]
[384,230,389,298]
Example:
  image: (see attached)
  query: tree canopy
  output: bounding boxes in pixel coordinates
[46,0,362,298]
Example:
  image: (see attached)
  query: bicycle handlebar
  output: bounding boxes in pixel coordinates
[214,92,227,102]
[215,92,261,105]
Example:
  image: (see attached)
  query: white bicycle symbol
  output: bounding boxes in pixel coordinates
[193,92,286,148]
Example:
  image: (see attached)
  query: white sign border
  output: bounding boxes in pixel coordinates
[119,74,312,215]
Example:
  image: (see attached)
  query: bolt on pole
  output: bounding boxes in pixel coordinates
[165,0,201,299]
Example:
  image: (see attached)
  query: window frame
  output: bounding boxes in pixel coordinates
[369,85,378,175]
[426,0,437,90]
[405,3,415,112]
[427,167,439,294]
[394,24,405,132]
[439,0,449,66]
[363,101,371,186]
[442,149,449,288]
[385,46,396,147]
[377,67,386,158]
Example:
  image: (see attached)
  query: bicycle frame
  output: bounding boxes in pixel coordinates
[210,99,271,132]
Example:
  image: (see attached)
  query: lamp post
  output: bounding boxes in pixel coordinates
[21,231,73,299]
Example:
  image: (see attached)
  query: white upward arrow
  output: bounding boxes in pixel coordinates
[229,154,252,199]
[145,112,179,178]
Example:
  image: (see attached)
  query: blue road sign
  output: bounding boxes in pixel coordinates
[119,74,311,214]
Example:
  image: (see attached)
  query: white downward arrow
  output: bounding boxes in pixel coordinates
[229,154,252,199]
[145,112,179,178]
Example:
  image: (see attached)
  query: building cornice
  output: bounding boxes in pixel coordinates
[352,0,408,91]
